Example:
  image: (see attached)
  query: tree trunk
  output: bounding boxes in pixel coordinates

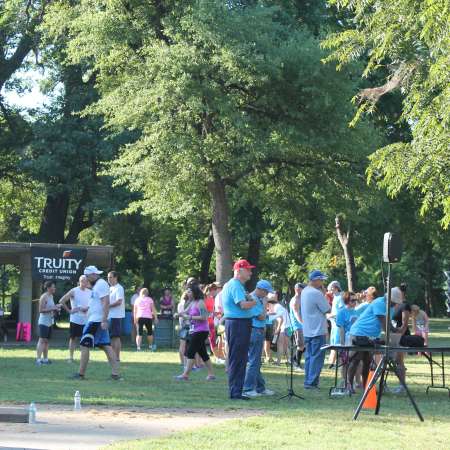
[199,228,215,284]
[335,215,357,292]
[65,188,94,243]
[38,191,70,243]
[208,179,232,285]
[423,244,434,316]
[246,231,261,292]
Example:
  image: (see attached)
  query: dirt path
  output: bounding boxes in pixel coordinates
[0,404,261,450]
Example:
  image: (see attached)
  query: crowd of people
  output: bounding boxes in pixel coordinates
[33,260,431,399]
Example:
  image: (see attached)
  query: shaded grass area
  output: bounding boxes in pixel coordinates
[1,319,449,449]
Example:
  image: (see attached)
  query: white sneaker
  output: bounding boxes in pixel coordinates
[294,366,304,372]
[242,390,261,398]
[136,347,141,351]
[260,389,275,396]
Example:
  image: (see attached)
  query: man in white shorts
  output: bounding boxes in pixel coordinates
[59,275,91,362]
[72,266,121,380]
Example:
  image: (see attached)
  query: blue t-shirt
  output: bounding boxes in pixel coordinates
[355,302,370,317]
[249,292,265,328]
[222,278,253,319]
[336,307,358,338]
[349,296,386,338]
[331,294,345,317]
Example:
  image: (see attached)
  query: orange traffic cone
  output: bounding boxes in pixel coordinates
[362,370,378,409]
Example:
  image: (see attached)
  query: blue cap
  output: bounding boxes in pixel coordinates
[256,279,274,293]
[308,270,328,281]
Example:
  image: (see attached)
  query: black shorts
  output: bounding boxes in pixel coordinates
[265,324,273,341]
[137,317,153,336]
[69,322,84,338]
[185,331,210,362]
[39,324,52,339]
[109,318,122,338]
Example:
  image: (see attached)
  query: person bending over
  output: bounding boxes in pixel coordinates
[72,266,120,380]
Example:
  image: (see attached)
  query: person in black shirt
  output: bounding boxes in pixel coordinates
[390,286,411,393]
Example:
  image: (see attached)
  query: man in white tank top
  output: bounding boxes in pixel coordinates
[59,275,91,362]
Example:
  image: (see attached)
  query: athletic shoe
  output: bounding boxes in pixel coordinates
[206,375,216,381]
[259,389,275,396]
[304,385,320,390]
[35,360,42,366]
[67,359,75,364]
[174,374,189,381]
[242,390,261,398]
[70,373,85,380]
[111,374,123,381]
[231,395,250,401]
[41,359,52,365]
[294,366,304,373]
[136,347,141,351]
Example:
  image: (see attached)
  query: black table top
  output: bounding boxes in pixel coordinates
[321,344,450,352]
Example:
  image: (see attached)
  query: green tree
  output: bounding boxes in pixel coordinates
[322,0,450,228]
[49,0,379,282]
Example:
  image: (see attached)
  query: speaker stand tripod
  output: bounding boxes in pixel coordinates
[353,349,424,421]
[353,261,423,421]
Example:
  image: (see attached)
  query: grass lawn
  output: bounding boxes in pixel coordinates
[1,319,449,449]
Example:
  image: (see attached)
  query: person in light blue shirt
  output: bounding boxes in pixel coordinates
[327,280,344,368]
[336,292,358,345]
[349,296,387,338]
[347,295,388,391]
[222,278,254,319]
[243,280,275,397]
[289,282,306,369]
[222,259,258,400]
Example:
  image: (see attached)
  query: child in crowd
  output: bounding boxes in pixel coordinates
[411,304,429,346]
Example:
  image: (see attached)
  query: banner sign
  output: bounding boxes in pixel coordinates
[31,247,87,282]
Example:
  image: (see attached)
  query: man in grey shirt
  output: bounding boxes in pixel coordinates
[300,270,331,389]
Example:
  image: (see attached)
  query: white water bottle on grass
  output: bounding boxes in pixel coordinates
[74,391,81,411]
[28,402,36,424]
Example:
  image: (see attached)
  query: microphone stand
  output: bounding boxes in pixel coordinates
[279,295,304,401]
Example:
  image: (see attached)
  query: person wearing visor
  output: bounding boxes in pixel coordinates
[242,279,276,398]
[300,270,331,390]
[222,259,257,400]
[72,266,121,381]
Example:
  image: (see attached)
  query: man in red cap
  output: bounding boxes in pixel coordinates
[221,259,257,400]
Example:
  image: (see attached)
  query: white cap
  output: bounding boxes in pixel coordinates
[83,265,103,275]
[327,280,341,292]
[390,287,403,304]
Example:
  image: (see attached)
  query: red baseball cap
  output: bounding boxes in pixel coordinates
[233,259,256,270]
